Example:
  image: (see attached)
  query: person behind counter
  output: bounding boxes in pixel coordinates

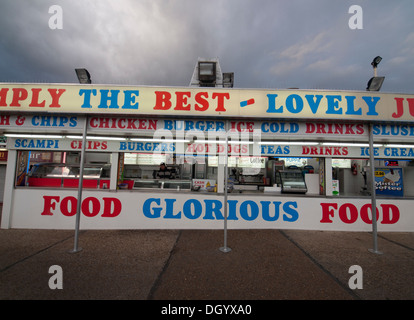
[153,162,172,179]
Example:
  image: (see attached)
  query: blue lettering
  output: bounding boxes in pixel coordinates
[326,95,342,114]
[122,90,139,109]
[305,95,323,114]
[143,198,162,218]
[203,199,224,220]
[69,117,77,127]
[261,122,269,133]
[32,116,40,126]
[79,89,97,108]
[227,200,239,220]
[240,200,259,221]
[266,94,283,113]
[362,96,380,116]
[163,199,180,219]
[183,199,202,219]
[344,96,362,115]
[285,94,303,114]
[372,124,380,135]
[37,140,46,148]
[262,201,281,221]
[283,202,299,222]
[390,125,399,135]
[164,120,173,130]
[98,90,120,109]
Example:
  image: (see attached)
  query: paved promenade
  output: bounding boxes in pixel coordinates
[1,228,413,300]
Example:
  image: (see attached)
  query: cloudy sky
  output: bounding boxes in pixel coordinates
[0,0,413,93]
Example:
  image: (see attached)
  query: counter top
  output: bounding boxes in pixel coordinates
[14,186,414,200]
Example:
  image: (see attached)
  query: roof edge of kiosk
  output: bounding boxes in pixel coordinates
[0,83,413,122]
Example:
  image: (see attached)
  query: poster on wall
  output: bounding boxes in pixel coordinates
[15,151,29,186]
[375,167,403,197]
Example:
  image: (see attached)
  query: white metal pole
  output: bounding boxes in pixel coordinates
[368,123,382,255]
[220,120,231,253]
[70,115,88,253]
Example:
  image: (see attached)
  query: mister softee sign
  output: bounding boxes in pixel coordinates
[1,84,414,121]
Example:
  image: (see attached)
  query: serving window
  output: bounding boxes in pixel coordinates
[15,150,112,189]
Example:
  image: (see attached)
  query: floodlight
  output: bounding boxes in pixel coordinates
[366,76,385,91]
[222,72,234,88]
[75,68,91,84]
[198,61,216,86]
[371,56,382,68]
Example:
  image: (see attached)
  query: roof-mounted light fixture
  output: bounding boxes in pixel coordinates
[198,61,216,87]
[366,56,384,91]
[75,68,92,84]
[222,72,234,88]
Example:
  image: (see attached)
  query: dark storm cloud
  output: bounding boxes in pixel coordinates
[0,0,413,93]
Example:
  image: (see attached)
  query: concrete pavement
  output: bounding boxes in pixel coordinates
[1,228,413,300]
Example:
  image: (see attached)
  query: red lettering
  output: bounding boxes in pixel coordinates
[195,92,209,111]
[60,196,77,216]
[212,92,229,112]
[70,140,79,149]
[316,123,326,134]
[117,119,126,129]
[47,89,66,108]
[41,196,60,215]
[101,118,110,128]
[82,197,101,217]
[320,203,337,223]
[154,91,172,110]
[338,203,358,223]
[137,119,146,130]
[148,119,157,130]
[360,204,379,224]
[305,123,315,133]
[393,98,404,118]
[380,204,400,224]
[29,88,46,107]
[345,124,355,134]
[0,115,10,126]
[334,124,343,134]
[356,124,364,135]
[101,198,122,217]
[10,88,28,107]
[320,202,400,225]
[0,88,9,107]
[90,117,98,128]
[174,91,191,111]
[40,196,123,218]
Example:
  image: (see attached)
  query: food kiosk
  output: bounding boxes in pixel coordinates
[1,82,414,232]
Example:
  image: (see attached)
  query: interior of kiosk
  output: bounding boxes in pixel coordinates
[17,147,414,197]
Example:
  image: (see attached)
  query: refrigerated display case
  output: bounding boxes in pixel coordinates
[278,170,308,194]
